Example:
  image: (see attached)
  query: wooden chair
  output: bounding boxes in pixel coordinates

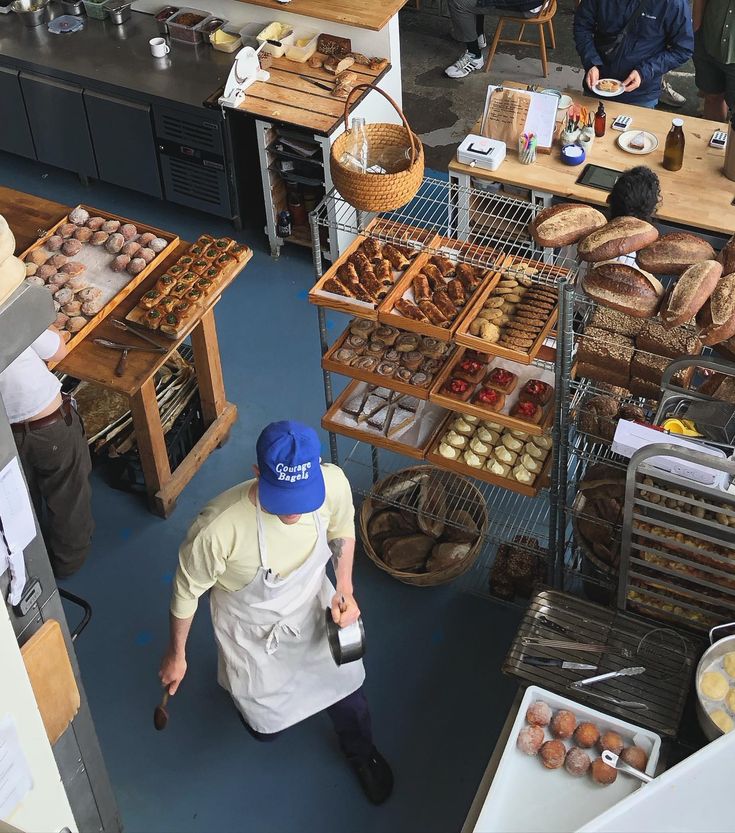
[484,0,557,79]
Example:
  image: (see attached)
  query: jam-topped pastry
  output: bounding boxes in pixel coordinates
[473,386,506,412]
[511,400,543,424]
[485,366,518,394]
[454,356,487,384]
[442,377,473,402]
[518,379,554,406]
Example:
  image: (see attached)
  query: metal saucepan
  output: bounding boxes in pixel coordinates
[695,622,735,742]
[325,604,365,666]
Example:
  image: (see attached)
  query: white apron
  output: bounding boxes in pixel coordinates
[209,496,365,733]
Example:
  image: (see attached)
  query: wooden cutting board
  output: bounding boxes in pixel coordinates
[20,619,80,745]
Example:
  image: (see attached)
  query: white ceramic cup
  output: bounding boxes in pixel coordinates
[150,37,170,58]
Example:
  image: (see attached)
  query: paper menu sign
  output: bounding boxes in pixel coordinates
[0,459,35,556]
[0,713,33,821]
[481,85,558,150]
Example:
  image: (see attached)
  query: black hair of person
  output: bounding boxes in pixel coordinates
[607,166,662,222]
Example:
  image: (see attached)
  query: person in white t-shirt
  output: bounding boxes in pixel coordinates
[0,328,93,577]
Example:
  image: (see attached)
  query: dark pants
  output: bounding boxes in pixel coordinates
[238,687,374,761]
[13,404,94,577]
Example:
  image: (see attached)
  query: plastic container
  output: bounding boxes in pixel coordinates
[167,8,211,44]
[256,20,294,57]
[238,21,260,48]
[284,28,318,62]
[155,5,178,34]
[81,0,107,20]
[198,14,226,36]
[210,27,241,52]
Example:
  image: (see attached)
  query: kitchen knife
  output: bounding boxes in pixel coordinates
[298,75,333,92]
[524,657,598,670]
[111,318,167,350]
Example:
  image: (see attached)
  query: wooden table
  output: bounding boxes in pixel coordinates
[2,186,244,518]
[235,0,407,32]
[449,89,735,237]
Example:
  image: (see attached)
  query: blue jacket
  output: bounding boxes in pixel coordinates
[573,0,694,104]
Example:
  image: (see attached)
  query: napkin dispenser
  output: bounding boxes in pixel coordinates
[457,134,506,172]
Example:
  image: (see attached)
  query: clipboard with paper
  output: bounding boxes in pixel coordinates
[480,85,558,154]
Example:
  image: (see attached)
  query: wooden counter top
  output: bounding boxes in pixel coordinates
[235,0,407,32]
[450,91,735,237]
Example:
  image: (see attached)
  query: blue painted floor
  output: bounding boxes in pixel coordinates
[4,152,522,833]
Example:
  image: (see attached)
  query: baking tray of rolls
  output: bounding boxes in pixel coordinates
[125,234,251,339]
[377,241,502,342]
[20,205,179,364]
[322,379,450,460]
[426,409,553,497]
[455,256,569,365]
[308,221,438,320]
[429,347,555,436]
[321,318,457,400]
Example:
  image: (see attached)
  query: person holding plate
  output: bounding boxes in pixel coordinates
[574,0,693,107]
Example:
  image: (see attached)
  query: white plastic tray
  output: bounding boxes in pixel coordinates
[473,685,661,833]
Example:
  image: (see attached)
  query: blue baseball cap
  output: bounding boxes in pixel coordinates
[256,421,325,515]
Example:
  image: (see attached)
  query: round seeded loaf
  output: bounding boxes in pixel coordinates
[577,216,659,263]
[637,233,716,276]
[660,260,722,328]
[582,261,664,318]
[529,203,607,247]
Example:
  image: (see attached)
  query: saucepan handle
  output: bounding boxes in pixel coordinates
[709,622,735,645]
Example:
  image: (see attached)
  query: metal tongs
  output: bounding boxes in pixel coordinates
[572,666,646,687]
[602,750,653,783]
[568,686,649,711]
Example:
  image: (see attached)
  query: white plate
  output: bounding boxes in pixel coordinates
[472,685,662,833]
[617,130,659,155]
[593,79,625,98]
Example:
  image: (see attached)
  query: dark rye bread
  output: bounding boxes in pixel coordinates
[636,319,702,359]
[660,260,722,328]
[577,216,659,263]
[589,305,644,337]
[577,327,634,376]
[582,262,664,318]
[576,362,630,389]
[629,377,662,400]
[637,233,716,276]
[630,350,692,388]
[529,203,607,247]
[700,273,735,345]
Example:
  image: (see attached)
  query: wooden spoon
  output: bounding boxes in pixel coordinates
[153,689,170,731]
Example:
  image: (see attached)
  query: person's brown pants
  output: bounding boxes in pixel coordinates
[13,405,94,577]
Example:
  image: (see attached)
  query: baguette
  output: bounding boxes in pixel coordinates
[323,54,355,74]
[577,216,659,263]
[699,273,735,345]
[529,203,607,247]
[636,233,716,276]
[582,262,664,318]
[660,260,722,328]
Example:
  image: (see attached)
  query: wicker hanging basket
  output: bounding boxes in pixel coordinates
[359,467,487,587]
[330,84,425,213]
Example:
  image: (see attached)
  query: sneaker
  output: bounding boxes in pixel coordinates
[445,51,484,79]
[351,746,394,805]
[660,78,686,107]
[477,34,487,49]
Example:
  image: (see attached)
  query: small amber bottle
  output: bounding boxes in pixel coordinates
[594,103,606,138]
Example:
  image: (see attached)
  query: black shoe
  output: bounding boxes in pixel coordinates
[351,746,393,805]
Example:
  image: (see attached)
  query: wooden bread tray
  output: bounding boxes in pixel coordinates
[321,322,457,401]
[321,379,449,460]
[425,411,553,498]
[19,205,179,368]
[429,346,554,437]
[308,221,436,320]
[455,256,569,366]
[378,240,500,342]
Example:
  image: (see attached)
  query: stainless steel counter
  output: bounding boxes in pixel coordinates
[0,9,231,110]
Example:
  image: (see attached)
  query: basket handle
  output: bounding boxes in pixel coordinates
[343,83,419,165]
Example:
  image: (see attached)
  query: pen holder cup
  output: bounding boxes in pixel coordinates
[560,128,580,146]
[518,137,537,165]
[578,133,594,153]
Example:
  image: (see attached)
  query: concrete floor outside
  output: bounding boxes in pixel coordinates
[399,1,700,171]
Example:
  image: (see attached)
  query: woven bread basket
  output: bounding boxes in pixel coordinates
[359,466,487,586]
[330,84,424,213]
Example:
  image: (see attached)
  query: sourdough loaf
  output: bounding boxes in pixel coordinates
[0,255,25,307]
[718,232,735,274]
[660,260,722,328]
[381,534,434,571]
[699,273,735,345]
[0,214,15,264]
[582,262,664,317]
[577,216,659,262]
[529,203,607,247]
[636,233,716,275]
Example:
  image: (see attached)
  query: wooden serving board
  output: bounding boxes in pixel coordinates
[378,240,496,342]
[321,323,456,400]
[19,205,179,368]
[455,258,564,366]
[425,412,553,498]
[428,346,554,437]
[321,379,449,460]
[124,243,252,340]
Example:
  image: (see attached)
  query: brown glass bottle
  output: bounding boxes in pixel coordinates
[663,118,685,172]
[594,103,606,137]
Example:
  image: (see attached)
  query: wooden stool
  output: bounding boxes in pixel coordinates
[484,0,557,79]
